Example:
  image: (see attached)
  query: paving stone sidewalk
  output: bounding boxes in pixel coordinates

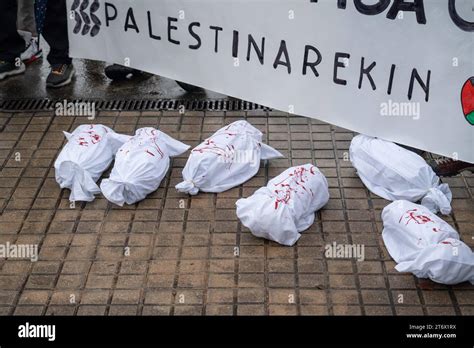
[0,109,473,316]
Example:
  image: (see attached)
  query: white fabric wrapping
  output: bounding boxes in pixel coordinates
[350,135,452,215]
[236,164,329,246]
[382,200,459,263]
[101,128,190,206]
[54,124,128,202]
[395,238,474,285]
[176,120,283,195]
[382,200,474,285]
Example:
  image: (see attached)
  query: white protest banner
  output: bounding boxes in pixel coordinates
[67,0,474,162]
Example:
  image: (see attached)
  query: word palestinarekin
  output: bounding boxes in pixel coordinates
[104,4,432,102]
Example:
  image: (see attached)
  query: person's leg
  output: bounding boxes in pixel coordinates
[17,0,42,63]
[42,0,72,65]
[0,0,26,80]
[0,0,25,62]
[42,0,74,87]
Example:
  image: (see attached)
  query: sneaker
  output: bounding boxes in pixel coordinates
[427,157,474,177]
[104,64,143,80]
[21,37,43,64]
[46,64,75,88]
[0,60,26,80]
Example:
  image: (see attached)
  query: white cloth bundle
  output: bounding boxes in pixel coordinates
[382,200,473,285]
[54,124,128,202]
[175,120,283,195]
[350,135,452,214]
[236,164,329,246]
[382,200,459,263]
[395,238,474,285]
[101,128,190,206]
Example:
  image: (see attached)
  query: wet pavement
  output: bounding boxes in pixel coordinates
[0,43,226,101]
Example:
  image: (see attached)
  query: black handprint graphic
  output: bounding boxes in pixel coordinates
[71,0,101,37]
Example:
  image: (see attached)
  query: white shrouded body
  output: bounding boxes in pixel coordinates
[54,124,128,202]
[176,120,283,195]
[382,200,473,285]
[395,238,474,285]
[101,127,190,206]
[236,164,329,246]
[382,200,459,263]
[350,135,452,215]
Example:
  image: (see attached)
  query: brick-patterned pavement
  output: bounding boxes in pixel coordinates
[0,110,473,316]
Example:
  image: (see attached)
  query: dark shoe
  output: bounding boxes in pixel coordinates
[46,64,75,88]
[0,60,26,80]
[104,64,143,80]
[427,157,474,177]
